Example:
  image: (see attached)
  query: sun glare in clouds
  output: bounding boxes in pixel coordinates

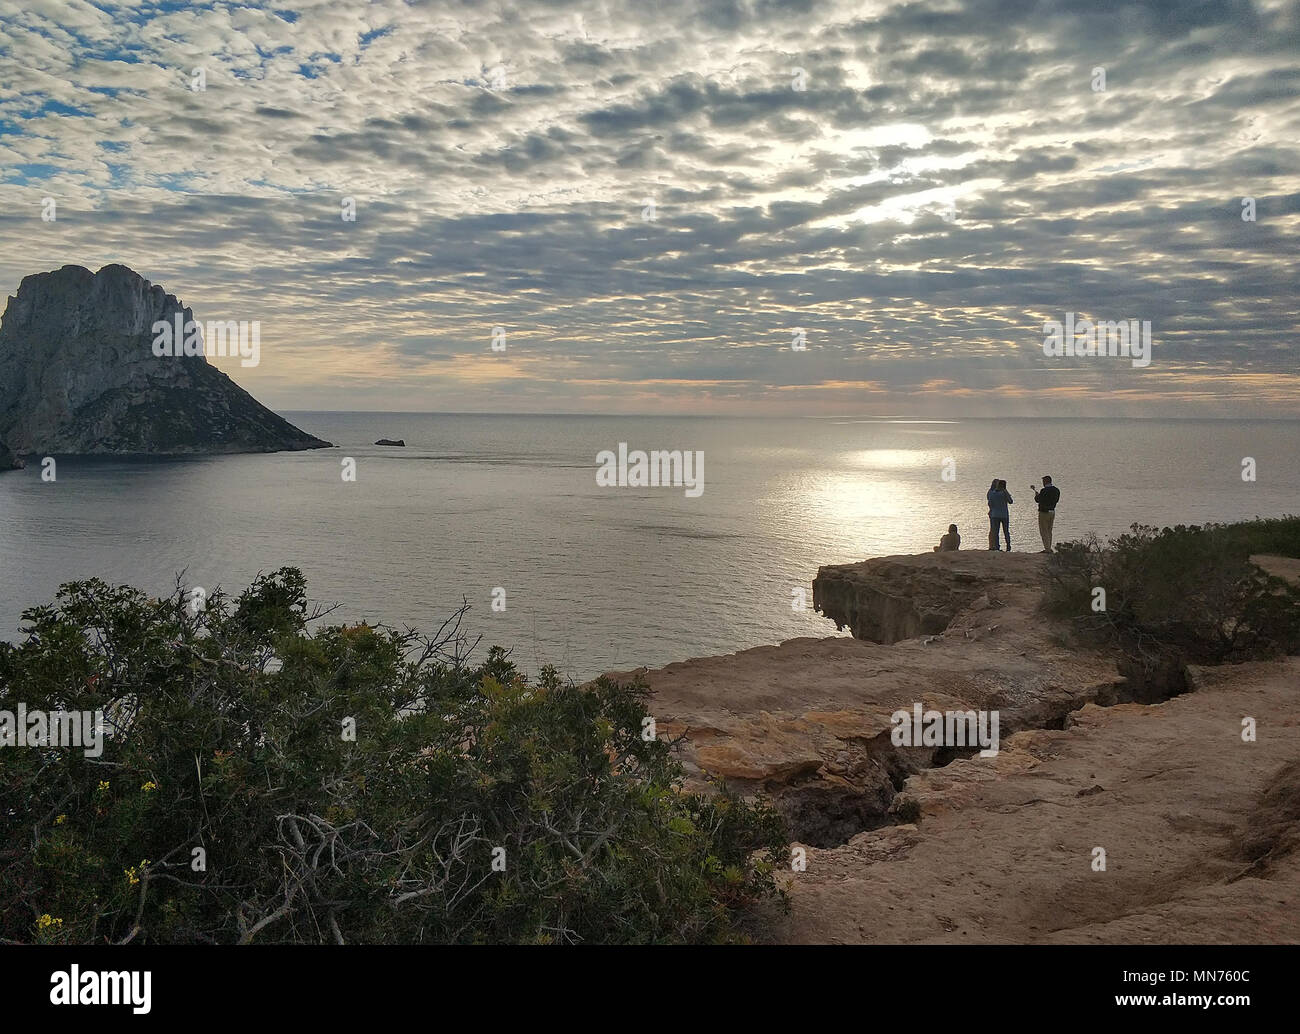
[1,0,1297,416]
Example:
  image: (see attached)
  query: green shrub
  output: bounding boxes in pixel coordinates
[0,569,788,944]
[1044,518,1300,663]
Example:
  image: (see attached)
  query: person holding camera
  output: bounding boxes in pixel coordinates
[1031,475,1060,553]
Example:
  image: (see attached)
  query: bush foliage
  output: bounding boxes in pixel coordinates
[1043,517,1300,663]
[0,569,788,944]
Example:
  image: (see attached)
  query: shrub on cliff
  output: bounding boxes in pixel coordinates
[1044,518,1300,663]
[0,569,788,944]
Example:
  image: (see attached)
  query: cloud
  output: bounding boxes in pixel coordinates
[0,0,1297,417]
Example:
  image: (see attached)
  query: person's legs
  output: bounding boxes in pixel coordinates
[988,516,999,550]
[999,516,1011,550]
[1039,510,1055,552]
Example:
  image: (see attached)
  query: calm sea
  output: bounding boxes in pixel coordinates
[2,414,1296,678]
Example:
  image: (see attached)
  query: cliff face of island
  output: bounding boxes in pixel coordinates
[0,264,331,455]
[609,550,1300,943]
[0,437,22,471]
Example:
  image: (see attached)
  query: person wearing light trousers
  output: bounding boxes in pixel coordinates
[1032,475,1060,553]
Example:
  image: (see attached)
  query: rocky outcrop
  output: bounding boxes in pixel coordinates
[813,551,1038,643]
[615,550,1300,942]
[0,264,331,455]
[1252,553,1300,585]
[612,551,1121,847]
[375,438,405,447]
[762,658,1300,944]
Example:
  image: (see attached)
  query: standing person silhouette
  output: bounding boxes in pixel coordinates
[987,478,1012,551]
[1031,475,1060,552]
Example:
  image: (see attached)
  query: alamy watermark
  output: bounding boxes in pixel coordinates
[1043,312,1151,368]
[50,966,151,1014]
[1,705,104,757]
[151,313,260,367]
[596,443,704,497]
[890,702,1000,757]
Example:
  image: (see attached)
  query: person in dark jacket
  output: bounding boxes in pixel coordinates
[1031,475,1060,552]
[987,479,1012,551]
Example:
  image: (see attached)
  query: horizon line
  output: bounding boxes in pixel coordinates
[277,410,1300,422]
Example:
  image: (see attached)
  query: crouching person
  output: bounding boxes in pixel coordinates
[934,524,961,552]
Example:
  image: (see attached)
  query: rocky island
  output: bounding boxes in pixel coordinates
[0,264,331,456]
[0,437,22,471]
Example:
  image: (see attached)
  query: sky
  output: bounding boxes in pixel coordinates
[1,0,1298,417]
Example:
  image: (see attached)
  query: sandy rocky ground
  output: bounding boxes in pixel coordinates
[608,551,1300,943]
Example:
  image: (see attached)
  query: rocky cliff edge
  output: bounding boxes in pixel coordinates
[608,550,1300,943]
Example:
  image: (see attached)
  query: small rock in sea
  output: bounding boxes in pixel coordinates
[374,438,406,447]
